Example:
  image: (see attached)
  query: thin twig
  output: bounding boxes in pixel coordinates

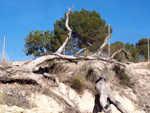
[75,42,92,56]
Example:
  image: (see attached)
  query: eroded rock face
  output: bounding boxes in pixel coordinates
[0,82,146,113]
[125,62,150,113]
[0,61,149,113]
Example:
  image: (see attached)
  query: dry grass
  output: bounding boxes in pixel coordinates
[70,74,86,94]
[0,60,9,67]
[49,62,70,82]
[85,81,97,95]
[50,63,64,74]
[0,84,40,109]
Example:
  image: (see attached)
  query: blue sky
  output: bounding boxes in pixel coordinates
[0,0,150,61]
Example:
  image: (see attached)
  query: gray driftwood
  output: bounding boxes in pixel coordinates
[94,79,128,113]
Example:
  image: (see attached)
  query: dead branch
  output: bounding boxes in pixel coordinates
[114,62,126,67]
[18,50,126,73]
[75,42,92,56]
[15,8,127,72]
[50,88,77,108]
[55,5,75,54]
[19,55,59,72]
[111,49,129,59]
[0,72,46,86]
[93,35,111,56]
[0,71,78,109]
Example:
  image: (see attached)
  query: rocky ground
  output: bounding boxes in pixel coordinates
[0,61,149,113]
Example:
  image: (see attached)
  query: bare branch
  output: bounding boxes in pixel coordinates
[19,55,59,72]
[0,72,78,109]
[68,5,75,11]
[18,50,128,72]
[111,49,129,59]
[56,5,75,54]
[19,53,127,72]
[75,42,92,56]
[75,48,87,56]
[93,35,111,56]
[50,88,77,108]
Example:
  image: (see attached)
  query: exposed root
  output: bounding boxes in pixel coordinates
[43,73,59,87]
[0,71,80,111]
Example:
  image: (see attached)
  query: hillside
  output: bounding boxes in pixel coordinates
[0,60,149,113]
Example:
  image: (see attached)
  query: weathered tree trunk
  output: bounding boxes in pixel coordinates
[95,78,128,113]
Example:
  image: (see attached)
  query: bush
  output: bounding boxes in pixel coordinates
[70,75,86,93]
[0,85,37,109]
[113,65,130,86]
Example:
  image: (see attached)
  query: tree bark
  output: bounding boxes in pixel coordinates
[95,79,128,113]
[19,55,59,72]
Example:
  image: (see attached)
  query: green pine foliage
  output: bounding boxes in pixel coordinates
[24,30,54,57]
[136,38,150,61]
[51,9,112,54]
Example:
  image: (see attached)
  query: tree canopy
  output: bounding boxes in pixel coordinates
[53,9,112,54]
[136,38,150,61]
[23,30,54,57]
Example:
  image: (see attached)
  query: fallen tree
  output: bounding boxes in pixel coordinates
[0,5,129,113]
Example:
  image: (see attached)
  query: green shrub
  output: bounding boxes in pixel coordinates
[113,65,130,86]
[70,75,86,93]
